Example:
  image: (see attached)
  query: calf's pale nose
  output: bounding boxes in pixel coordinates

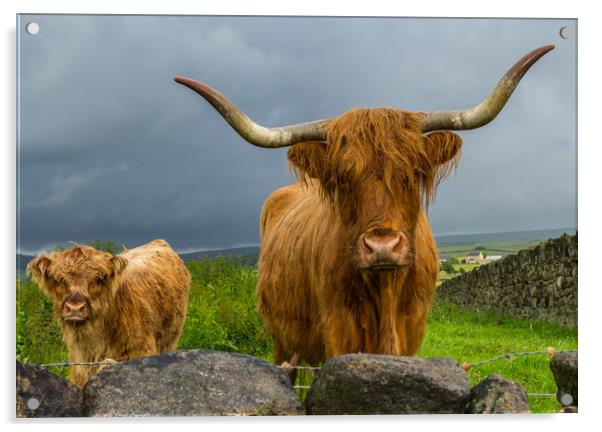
[65,301,85,313]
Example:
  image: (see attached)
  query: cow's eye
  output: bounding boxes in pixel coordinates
[402,176,412,190]
[95,276,105,285]
[89,284,102,297]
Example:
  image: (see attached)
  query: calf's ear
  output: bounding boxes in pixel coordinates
[110,256,128,276]
[27,256,53,290]
[287,141,328,179]
[27,256,51,277]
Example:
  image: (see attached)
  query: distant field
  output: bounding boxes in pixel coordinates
[435,238,545,286]
[437,238,544,257]
[437,263,479,285]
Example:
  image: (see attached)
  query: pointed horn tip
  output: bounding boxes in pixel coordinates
[529,44,556,60]
[174,76,209,90]
[508,44,556,78]
[173,76,216,98]
[536,44,556,56]
[174,76,192,85]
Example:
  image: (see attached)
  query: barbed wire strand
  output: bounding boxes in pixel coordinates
[41,359,118,367]
[40,347,577,397]
[38,349,575,398]
[462,347,577,371]
[277,365,321,371]
[39,349,577,371]
[40,360,320,370]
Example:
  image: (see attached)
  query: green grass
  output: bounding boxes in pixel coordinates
[177,256,272,358]
[16,256,577,413]
[419,300,577,413]
[437,263,480,285]
[17,279,68,369]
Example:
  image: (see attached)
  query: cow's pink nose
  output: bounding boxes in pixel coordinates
[358,230,405,270]
[362,232,403,255]
[65,301,85,313]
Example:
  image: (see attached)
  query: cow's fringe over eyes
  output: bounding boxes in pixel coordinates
[289,108,462,209]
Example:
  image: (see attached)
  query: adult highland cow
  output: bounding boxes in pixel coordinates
[27,239,190,387]
[175,45,554,376]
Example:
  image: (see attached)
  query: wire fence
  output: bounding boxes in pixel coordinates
[460,347,577,371]
[40,359,118,368]
[277,365,322,372]
[38,348,575,396]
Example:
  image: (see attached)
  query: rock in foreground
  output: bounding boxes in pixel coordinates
[550,351,578,407]
[16,361,82,418]
[466,374,530,414]
[82,349,303,416]
[305,354,470,415]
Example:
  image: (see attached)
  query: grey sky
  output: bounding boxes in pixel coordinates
[17,15,577,255]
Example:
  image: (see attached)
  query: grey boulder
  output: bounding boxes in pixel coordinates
[305,354,470,415]
[550,351,578,407]
[16,361,82,418]
[82,349,303,416]
[466,374,530,414]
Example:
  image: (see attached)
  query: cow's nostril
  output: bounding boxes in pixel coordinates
[362,236,374,253]
[391,236,403,253]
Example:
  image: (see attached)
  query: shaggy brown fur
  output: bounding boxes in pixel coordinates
[27,239,190,387]
[257,108,462,373]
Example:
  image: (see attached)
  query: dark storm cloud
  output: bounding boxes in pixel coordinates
[17,15,576,254]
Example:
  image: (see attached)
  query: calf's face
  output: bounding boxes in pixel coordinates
[27,246,127,325]
[288,109,462,272]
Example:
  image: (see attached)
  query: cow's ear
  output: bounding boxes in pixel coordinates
[422,131,463,185]
[287,141,328,179]
[27,256,53,290]
[110,256,128,276]
[422,131,463,166]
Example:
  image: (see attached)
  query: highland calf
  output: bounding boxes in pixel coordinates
[27,239,190,387]
[175,45,554,375]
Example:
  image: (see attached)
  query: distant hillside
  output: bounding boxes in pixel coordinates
[179,246,260,267]
[16,228,576,278]
[435,228,576,245]
[436,228,577,258]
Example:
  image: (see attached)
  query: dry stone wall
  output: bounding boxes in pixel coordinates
[17,348,578,416]
[437,233,577,328]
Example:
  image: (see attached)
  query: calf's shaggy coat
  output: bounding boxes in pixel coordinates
[27,239,190,387]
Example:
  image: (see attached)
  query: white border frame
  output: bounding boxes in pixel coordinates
[3,1,599,430]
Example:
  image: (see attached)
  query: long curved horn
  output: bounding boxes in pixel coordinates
[176,45,554,144]
[174,76,328,148]
[421,45,555,132]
